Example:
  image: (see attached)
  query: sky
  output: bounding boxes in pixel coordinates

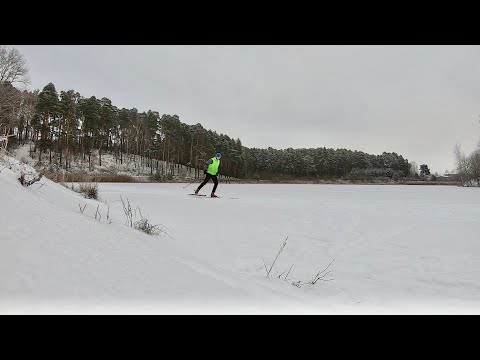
[12,45,480,175]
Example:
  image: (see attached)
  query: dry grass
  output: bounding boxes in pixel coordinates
[78,183,99,199]
[45,172,136,183]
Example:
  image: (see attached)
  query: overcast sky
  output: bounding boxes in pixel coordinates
[12,45,480,174]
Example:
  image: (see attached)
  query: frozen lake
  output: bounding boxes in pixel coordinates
[98,183,480,313]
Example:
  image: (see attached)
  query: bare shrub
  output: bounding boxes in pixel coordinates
[262,237,334,288]
[262,236,288,278]
[134,219,162,235]
[120,195,170,237]
[18,172,42,186]
[64,172,135,183]
[78,183,99,199]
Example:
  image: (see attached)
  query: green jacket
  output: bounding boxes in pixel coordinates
[205,157,220,175]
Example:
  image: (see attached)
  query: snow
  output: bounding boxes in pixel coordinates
[11,144,204,180]
[2,154,480,314]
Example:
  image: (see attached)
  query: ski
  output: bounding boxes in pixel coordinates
[209,196,239,199]
[189,194,238,199]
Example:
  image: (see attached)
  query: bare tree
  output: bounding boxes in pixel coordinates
[454,143,480,186]
[469,148,480,186]
[0,82,23,136]
[454,143,470,184]
[409,160,418,177]
[0,45,30,86]
[17,90,38,143]
[0,46,31,140]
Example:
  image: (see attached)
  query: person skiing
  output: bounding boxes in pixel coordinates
[195,152,222,197]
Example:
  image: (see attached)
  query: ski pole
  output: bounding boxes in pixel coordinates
[182,178,197,189]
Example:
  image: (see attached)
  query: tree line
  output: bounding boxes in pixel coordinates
[1,45,415,181]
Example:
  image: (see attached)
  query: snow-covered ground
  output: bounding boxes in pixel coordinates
[2,153,480,314]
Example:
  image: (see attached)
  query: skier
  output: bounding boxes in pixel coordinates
[194,152,222,197]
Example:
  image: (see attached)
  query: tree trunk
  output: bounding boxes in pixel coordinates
[190,137,193,165]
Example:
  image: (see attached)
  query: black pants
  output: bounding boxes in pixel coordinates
[197,173,218,193]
